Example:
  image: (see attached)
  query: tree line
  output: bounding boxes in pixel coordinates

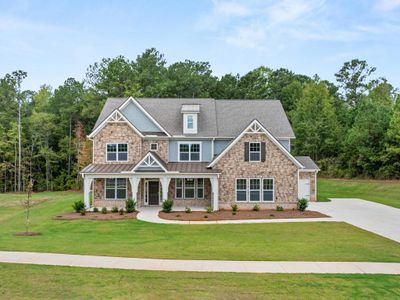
[0,48,399,192]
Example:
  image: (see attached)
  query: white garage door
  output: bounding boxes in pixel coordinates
[298,179,310,201]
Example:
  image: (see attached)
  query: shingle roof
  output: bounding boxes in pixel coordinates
[295,156,319,170]
[91,97,295,138]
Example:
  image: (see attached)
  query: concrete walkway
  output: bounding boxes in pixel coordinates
[1,251,399,274]
[310,199,400,243]
[137,206,336,224]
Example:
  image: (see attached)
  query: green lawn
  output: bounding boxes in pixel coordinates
[0,191,399,262]
[318,178,400,208]
[0,263,399,299]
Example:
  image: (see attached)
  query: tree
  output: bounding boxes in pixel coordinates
[382,97,400,178]
[335,59,376,107]
[291,81,342,162]
[213,74,240,99]
[236,66,272,99]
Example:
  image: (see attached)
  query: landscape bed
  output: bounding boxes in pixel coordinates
[54,211,137,220]
[159,209,329,221]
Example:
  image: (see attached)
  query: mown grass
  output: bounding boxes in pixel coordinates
[0,263,399,300]
[0,191,399,262]
[318,178,400,208]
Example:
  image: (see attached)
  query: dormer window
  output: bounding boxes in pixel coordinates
[181,104,200,134]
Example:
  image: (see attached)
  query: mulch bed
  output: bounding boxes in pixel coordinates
[53,211,138,220]
[159,209,329,221]
[14,232,42,236]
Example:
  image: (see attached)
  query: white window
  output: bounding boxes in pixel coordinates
[263,178,274,202]
[183,114,198,134]
[175,178,204,199]
[236,179,247,202]
[107,143,128,161]
[249,179,261,201]
[179,142,201,161]
[249,142,261,161]
[105,178,127,200]
[150,143,158,151]
[236,177,275,202]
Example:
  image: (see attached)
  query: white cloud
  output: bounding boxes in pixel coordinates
[375,0,400,11]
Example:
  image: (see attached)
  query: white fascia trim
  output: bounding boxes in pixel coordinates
[208,119,304,169]
[88,109,144,139]
[299,168,320,172]
[131,152,168,172]
[121,97,171,137]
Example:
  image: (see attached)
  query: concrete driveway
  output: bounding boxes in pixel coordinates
[309,199,400,243]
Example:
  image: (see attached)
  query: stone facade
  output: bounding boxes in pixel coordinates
[213,133,299,210]
[299,171,317,202]
[93,122,143,164]
[142,139,169,162]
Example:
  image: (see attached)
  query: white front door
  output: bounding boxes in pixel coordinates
[298,179,310,201]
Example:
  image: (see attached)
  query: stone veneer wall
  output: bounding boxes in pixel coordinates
[214,133,299,210]
[299,171,317,202]
[142,140,169,162]
[93,122,143,164]
[168,178,211,207]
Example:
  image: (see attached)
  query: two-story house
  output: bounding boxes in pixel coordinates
[81,97,319,211]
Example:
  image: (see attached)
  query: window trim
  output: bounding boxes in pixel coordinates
[150,143,158,152]
[178,141,202,162]
[104,178,127,200]
[262,178,275,202]
[249,178,261,202]
[106,143,129,162]
[175,178,205,199]
[249,141,261,162]
[235,177,275,203]
[183,113,197,134]
[235,178,248,202]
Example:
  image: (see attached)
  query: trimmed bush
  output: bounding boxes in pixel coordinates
[80,208,86,216]
[205,206,212,213]
[185,207,192,213]
[101,207,107,214]
[72,200,84,213]
[93,207,99,213]
[276,205,284,211]
[162,199,173,213]
[125,198,136,213]
[231,204,238,212]
[297,198,308,211]
[111,206,118,213]
[253,204,260,211]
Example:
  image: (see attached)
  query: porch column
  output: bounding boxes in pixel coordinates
[128,177,139,200]
[161,177,171,201]
[210,177,219,211]
[83,176,93,209]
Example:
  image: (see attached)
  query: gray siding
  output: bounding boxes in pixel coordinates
[277,139,290,152]
[121,102,161,132]
[214,139,232,156]
[169,140,213,162]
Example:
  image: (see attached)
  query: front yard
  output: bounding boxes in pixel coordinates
[318,178,400,208]
[0,263,399,299]
[0,190,399,262]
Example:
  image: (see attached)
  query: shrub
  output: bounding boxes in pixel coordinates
[119,208,124,215]
[232,211,237,215]
[111,206,118,213]
[231,204,238,212]
[101,207,107,214]
[204,215,208,219]
[297,198,308,211]
[253,204,260,211]
[93,207,99,213]
[185,207,192,213]
[205,206,212,213]
[125,198,136,213]
[162,199,173,213]
[72,200,84,213]
[276,205,284,211]
[80,208,86,216]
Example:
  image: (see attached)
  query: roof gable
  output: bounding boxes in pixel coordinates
[132,152,168,173]
[208,120,304,168]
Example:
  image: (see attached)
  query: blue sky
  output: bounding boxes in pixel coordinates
[0,0,399,90]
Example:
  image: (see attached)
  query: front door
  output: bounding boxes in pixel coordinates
[148,181,160,205]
